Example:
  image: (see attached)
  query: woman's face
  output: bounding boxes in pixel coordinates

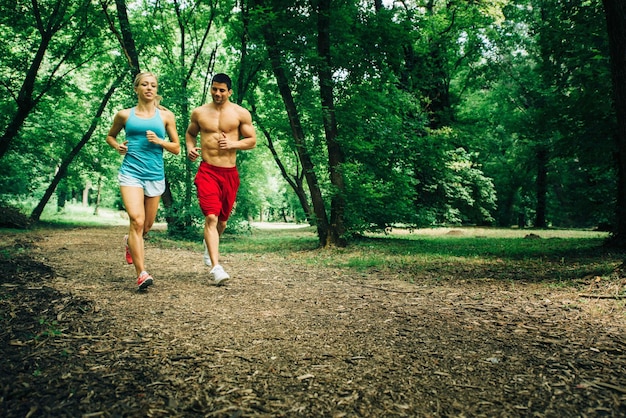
[134,75,158,101]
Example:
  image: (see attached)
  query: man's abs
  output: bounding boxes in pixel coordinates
[201,148,236,168]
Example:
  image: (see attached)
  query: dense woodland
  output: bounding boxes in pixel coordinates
[1,0,626,247]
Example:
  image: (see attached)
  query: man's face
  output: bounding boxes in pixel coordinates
[211,82,232,105]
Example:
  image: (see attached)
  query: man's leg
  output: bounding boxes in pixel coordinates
[205,215,230,284]
[204,219,227,266]
[204,214,221,268]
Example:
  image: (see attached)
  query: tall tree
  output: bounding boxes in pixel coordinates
[457,0,613,228]
[385,0,504,226]
[313,0,347,246]
[602,0,626,246]
[24,0,138,223]
[30,72,127,221]
[0,0,100,159]
[251,2,331,245]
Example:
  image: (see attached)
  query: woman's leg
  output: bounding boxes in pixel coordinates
[121,186,147,276]
[143,195,161,236]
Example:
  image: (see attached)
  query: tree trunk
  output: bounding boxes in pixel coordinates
[535,146,548,228]
[258,118,314,224]
[315,0,347,247]
[0,35,51,159]
[114,0,140,75]
[602,0,626,247]
[29,73,126,222]
[82,182,91,207]
[93,176,102,215]
[256,13,330,246]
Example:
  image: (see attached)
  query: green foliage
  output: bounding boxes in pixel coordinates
[454,0,614,228]
[35,317,62,340]
[162,198,204,240]
[0,0,618,242]
[441,147,497,225]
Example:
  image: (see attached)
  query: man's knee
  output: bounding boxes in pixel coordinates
[205,214,219,227]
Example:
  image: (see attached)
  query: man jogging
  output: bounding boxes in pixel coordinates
[185,73,257,285]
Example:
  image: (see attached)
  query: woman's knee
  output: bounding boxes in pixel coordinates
[129,215,146,231]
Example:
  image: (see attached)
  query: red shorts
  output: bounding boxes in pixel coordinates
[194,162,240,221]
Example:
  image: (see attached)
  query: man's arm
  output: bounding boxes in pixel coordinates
[235,108,257,150]
[186,110,201,161]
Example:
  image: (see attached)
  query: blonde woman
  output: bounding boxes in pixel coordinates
[106,72,180,290]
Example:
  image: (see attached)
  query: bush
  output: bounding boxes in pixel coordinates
[0,203,31,229]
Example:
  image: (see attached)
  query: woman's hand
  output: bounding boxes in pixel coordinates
[117,141,128,155]
[146,130,163,145]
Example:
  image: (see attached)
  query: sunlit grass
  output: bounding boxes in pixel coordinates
[221,226,319,253]
[24,209,624,286]
[39,205,127,227]
[209,226,620,285]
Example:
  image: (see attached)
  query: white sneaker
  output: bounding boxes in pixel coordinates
[203,239,212,267]
[210,265,230,286]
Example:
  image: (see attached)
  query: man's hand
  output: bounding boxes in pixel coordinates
[187,146,201,161]
[218,132,232,150]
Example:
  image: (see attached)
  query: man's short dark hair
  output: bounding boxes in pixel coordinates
[212,73,232,90]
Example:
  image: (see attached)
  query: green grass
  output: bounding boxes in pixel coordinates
[39,205,128,227]
[149,224,622,285]
[332,230,620,284]
[14,209,626,287]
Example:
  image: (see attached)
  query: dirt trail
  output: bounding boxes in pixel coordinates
[1,226,625,417]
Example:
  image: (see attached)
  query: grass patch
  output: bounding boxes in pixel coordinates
[206,226,621,286]
[40,206,128,227]
[20,215,626,287]
[155,224,621,286]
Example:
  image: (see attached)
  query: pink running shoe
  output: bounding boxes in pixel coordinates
[137,271,154,290]
[124,235,133,264]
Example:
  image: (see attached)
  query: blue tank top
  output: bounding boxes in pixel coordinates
[119,108,166,181]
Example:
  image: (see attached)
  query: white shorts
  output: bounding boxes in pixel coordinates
[118,173,166,197]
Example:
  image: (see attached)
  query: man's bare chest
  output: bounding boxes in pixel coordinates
[199,110,239,133]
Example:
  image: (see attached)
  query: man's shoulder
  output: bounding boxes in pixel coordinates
[192,103,216,114]
[230,103,252,119]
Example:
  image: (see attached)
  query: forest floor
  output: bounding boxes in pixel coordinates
[1,225,626,417]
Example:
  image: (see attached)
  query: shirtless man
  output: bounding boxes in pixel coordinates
[185,73,257,285]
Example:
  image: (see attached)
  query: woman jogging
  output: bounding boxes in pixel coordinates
[106,72,180,290]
